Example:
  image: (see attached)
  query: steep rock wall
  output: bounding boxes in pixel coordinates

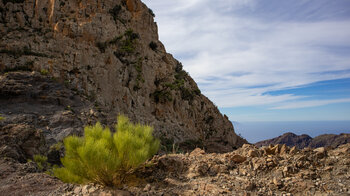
[0,0,246,152]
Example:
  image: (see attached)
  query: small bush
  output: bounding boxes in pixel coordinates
[33,154,50,171]
[0,115,4,121]
[109,5,122,21]
[40,69,49,75]
[148,8,155,17]
[50,142,63,151]
[149,41,158,51]
[53,115,159,187]
[152,90,172,103]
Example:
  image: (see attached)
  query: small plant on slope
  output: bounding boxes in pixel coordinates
[53,115,160,187]
[33,154,50,171]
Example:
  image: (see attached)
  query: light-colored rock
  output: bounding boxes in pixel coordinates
[248,149,259,157]
[290,146,299,155]
[230,154,247,163]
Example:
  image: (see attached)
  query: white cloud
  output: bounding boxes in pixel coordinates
[271,98,350,109]
[143,0,350,109]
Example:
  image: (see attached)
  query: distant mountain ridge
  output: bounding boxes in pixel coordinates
[255,132,350,149]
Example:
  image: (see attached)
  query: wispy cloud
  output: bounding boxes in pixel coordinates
[271,98,350,109]
[144,0,350,110]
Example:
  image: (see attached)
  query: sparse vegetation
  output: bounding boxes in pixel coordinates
[148,8,155,17]
[120,29,139,54]
[152,90,172,103]
[97,29,139,55]
[33,154,50,171]
[109,5,122,21]
[152,65,200,103]
[53,115,160,187]
[50,142,63,151]
[133,58,145,91]
[40,69,49,75]
[0,115,4,121]
[149,41,158,51]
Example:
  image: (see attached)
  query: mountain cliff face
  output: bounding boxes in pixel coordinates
[0,0,246,153]
[255,132,350,149]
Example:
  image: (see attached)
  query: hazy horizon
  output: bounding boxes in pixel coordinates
[232,120,350,143]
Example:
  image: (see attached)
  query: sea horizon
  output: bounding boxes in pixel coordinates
[232,120,350,143]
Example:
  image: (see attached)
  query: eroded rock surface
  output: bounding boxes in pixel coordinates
[0,0,245,153]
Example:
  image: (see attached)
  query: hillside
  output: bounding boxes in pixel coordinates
[1,0,349,195]
[255,132,350,149]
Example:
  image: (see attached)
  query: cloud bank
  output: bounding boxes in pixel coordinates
[144,0,350,110]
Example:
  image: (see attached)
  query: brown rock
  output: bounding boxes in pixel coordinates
[190,148,205,156]
[280,144,289,155]
[158,156,184,173]
[289,146,299,155]
[314,147,327,159]
[230,154,247,163]
[248,149,259,157]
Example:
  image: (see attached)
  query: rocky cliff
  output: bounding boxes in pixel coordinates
[255,132,350,149]
[0,0,246,153]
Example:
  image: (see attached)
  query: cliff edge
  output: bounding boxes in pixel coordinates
[0,0,246,153]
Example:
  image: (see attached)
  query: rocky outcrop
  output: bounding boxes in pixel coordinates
[255,132,312,149]
[0,0,246,153]
[310,133,350,148]
[255,132,350,149]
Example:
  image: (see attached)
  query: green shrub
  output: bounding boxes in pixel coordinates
[0,115,4,121]
[40,69,49,75]
[50,142,63,151]
[152,90,172,103]
[53,115,160,187]
[33,154,50,171]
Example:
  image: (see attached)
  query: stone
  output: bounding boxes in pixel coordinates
[158,156,184,173]
[230,154,247,163]
[290,146,299,155]
[190,148,205,156]
[143,184,151,192]
[248,149,259,157]
[314,147,327,159]
[280,144,289,155]
[73,187,82,195]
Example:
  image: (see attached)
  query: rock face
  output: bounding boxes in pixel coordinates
[255,132,350,149]
[255,132,312,149]
[310,133,350,148]
[0,0,246,153]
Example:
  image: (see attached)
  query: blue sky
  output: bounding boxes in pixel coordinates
[143,0,350,122]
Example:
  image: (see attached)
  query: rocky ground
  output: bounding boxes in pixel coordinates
[1,143,349,196]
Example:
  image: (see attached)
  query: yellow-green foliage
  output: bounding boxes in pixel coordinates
[53,115,159,187]
[40,69,49,75]
[0,115,4,121]
[33,154,49,171]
